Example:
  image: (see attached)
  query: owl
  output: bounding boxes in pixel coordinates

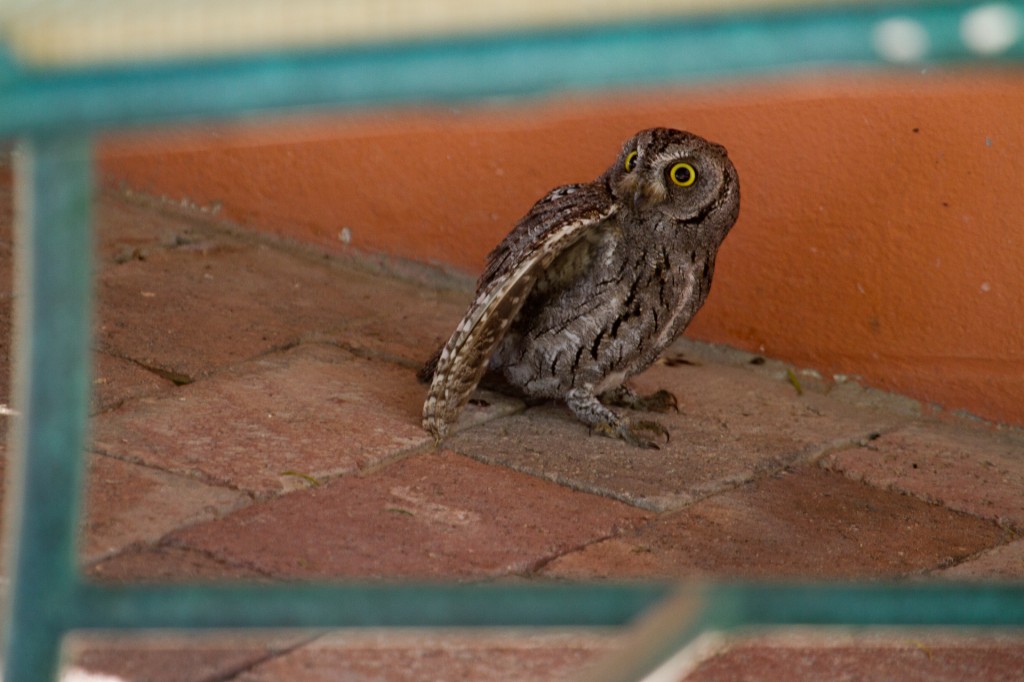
[420,128,740,448]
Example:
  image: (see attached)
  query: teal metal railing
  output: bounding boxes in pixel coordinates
[2,2,1023,680]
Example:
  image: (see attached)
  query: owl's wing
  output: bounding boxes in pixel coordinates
[423,182,617,440]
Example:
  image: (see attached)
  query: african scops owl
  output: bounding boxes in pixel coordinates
[420,128,740,448]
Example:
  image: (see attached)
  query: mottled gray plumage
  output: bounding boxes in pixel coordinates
[421,128,740,447]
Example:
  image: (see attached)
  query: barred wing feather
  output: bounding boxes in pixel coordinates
[422,183,616,440]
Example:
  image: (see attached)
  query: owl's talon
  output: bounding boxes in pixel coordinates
[637,390,679,414]
[628,419,671,447]
[593,418,670,449]
[602,387,679,414]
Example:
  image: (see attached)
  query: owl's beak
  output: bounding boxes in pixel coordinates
[632,180,664,211]
[632,187,643,210]
[616,175,659,210]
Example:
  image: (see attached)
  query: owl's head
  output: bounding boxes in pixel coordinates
[607,128,739,240]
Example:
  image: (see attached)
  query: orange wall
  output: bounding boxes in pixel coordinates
[99,71,1024,427]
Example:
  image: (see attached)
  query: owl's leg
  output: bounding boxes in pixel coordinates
[565,387,670,449]
[600,385,679,414]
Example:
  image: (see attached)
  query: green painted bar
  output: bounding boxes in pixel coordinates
[63,581,1024,633]
[708,583,1024,629]
[1,1,1021,136]
[71,582,672,630]
[588,583,1024,681]
[3,135,95,682]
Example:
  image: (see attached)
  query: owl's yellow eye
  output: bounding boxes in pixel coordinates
[624,150,638,172]
[669,162,697,187]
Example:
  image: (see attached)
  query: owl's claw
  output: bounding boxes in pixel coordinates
[602,387,679,414]
[593,418,670,449]
[634,389,679,413]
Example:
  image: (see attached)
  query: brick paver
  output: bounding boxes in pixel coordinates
[824,421,1024,528]
[92,343,523,497]
[936,538,1024,581]
[91,192,469,380]
[0,186,1019,681]
[71,632,310,682]
[449,353,916,512]
[156,450,649,581]
[81,454,248,562]
[234,631,621,682]
[92,344,435,496]
[542,465,1004,580]
[685,632,1024,682]
[0,453,245,569]
[89,544,270,583]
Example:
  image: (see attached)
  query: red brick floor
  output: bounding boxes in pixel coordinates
[2,185,1023,681]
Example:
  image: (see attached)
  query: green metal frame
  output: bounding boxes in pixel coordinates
[2,2,1023,681]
